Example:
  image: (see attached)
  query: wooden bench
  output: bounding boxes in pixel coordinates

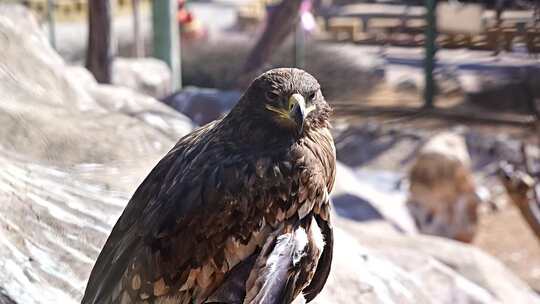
[236,5,265,31]
[404,19,426,35]
[368,17,402,36]
[327,17,363,42]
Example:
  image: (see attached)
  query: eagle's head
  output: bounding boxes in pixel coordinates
[238,68,331,137]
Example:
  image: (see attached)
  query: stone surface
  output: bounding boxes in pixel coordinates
[2,148,539,304]
[0,7,193,303]
[1,4,539,304]
[332,217,540,304]
[0,4,193,167]
[112,57,173,99]
[162,87,241,126]
[332,162,416,233]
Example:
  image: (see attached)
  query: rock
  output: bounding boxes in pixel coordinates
[0,6,194,302]
[162,87,241,126]
[330,217,540,304]
[0,4,193,166]
[332,163,417,233]
[1,4,539,304]
[333,122,423,170]
[87,85,194,141]
[1,136,539,304]
[0,148,136,304]
[2,150,538,304]
[0,5,100,113]
[112,58,173,99]
[407,132,480,242]
[0,288,16,304]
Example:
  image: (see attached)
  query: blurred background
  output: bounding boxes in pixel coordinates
[1,0,540,303]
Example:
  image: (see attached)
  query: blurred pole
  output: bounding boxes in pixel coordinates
[152,0,181,90]
[132,0,143,57]
[47,0,56,50]
[294,21,305,68]
[87,0,112,84]
[423,0,437,108]
[494,0,504,56]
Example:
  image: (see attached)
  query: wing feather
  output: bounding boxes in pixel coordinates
[303,211,333,302]
[82,122,231,304]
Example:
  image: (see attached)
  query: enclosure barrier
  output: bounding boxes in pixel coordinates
[322,4,540,54]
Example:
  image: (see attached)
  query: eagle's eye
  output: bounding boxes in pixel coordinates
[308,91,317,101]
[265,91,279,102]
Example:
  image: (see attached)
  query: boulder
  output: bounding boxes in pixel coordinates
[112,57,173,99]
[331,217,540,304]
[1,4,539,304]
[1,148,539,304]
[0,149,129,304]
[333,122,423,169]
[0,4,193,167]
[332,162,416,233]
[0,288,16,304]
[0,6,194,302]
[162,87,241,126]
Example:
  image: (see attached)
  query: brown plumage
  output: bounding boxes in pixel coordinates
[82,68,336,304]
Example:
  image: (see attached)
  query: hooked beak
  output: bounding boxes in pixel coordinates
[265,93,316,133]
[288,94,307,132]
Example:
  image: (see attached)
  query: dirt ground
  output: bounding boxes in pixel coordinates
[337,83,540,291]
[475,204,540,291]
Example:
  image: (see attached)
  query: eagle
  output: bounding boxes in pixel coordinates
[82,68,336,304]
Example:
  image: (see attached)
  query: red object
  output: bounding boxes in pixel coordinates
[177,10,190,23]
[175,0,207,41]
[176,0,193,25]
[185,12,193,23]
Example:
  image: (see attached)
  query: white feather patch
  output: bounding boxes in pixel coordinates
[292,294,307,304]
[292,228,309,266]
[309,217,325,254]
[244,226,311,303]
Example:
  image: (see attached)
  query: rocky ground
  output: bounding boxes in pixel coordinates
[2,3,540,304]
[333,116,540,291]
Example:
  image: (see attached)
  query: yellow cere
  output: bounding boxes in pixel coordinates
[265,104,290,119]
